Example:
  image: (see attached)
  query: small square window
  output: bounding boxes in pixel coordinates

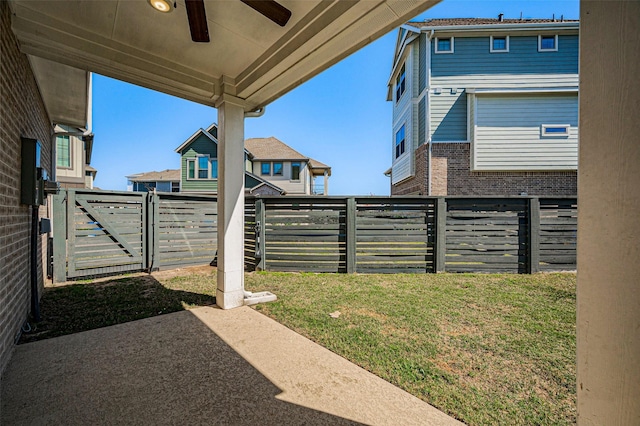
[435,37,454,54]
[261,162,271,175]
[541,124,570,137]
[538,35,558,52]
[273,162,283,175]
[490,35,509,53]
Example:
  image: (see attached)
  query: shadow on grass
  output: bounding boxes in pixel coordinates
[20,275,216,344]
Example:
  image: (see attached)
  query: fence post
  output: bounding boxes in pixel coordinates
[528,197,541,273]
[346,197,356,273]
[52,190,67,283]
[255,199,266,271]
[434,197,447,273]
[147,192,160,272]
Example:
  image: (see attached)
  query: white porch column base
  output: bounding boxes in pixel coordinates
[215,96,246,310]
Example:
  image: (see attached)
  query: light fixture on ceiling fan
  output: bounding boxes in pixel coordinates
[148,0,292,43]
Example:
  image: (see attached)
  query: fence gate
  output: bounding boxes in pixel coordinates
[53,189,147,280]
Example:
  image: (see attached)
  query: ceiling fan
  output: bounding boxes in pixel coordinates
[184,0,292,43]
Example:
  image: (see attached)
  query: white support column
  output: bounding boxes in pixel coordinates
[578,1,640,423]
[216,97,246,309]
[323,170,328,196]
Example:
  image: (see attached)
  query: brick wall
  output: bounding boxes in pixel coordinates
[392,143,577,196]
[1,2,53,375]
[391,143,428,196]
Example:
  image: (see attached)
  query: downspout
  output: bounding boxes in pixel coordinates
[241,104,275,303]
[427,29,434,196]
[428,138,432,196]
[244,106,266,118]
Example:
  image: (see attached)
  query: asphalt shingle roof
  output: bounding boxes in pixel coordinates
[406,17,578,28]
[127,169,180,182]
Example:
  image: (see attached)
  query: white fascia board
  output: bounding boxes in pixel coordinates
[174,128,215,153]
[387,35,418,89]
[467,87,578,94]
[418,22,579,33]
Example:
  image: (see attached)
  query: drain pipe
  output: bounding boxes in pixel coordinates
[244,106,266,118]
[241,104,276,304]
[242,106,264,298]
[427,137,433,196]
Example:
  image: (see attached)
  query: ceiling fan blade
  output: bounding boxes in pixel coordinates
[185,0,210,42]
[240,0,292,27]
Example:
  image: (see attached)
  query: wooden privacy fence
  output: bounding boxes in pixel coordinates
[251,196,577,274]
[52,189,576,281]
[53,189,218,281]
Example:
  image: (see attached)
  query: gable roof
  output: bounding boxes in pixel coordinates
[174,127,218,154]
[127,169,180,182]
[245,171,286,195]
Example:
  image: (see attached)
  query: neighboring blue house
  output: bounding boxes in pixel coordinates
[386,17,579,196]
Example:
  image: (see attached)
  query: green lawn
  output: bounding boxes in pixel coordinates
[245,272,576,426]
[24,268,576,425]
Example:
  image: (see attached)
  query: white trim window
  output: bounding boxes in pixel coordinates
[435,36,454,54]
[395,63,406,103]
[490,35,509,53]
[538,35,558,52]
[395,124,406,159]
[56,135,71,168]
[187,155,218,180]
[541,124,570,137]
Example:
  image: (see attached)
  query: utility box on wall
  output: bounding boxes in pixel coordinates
[21,137,46,206]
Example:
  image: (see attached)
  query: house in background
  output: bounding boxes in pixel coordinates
[126,169,180,193]
[386,17,579,196]
[173,123,330,196]
[245,137,331,195]
[54,124,97,189]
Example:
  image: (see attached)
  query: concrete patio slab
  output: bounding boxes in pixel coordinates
[1,306,463,425]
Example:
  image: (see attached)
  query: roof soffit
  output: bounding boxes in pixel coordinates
[9,0,442,111]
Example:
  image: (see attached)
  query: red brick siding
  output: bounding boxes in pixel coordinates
[392,143,577,196]
[1,2,53,375]
[392,144,428,195]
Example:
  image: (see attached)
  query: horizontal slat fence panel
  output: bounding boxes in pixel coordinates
[153,193,218,270]
[244,198,257,272]
[262,198,347,273]
[67,190,147,278]
[53,191,577,281]
[355,198,435,273]
[445,198,529,273]
[539,198,577,271]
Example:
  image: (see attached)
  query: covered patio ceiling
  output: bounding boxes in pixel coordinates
[10,0,440,117]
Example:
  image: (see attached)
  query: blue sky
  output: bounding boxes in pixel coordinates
[92,0,579,195]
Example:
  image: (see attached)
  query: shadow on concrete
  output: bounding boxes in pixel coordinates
[19,275,216,344]
[3,309,365,425]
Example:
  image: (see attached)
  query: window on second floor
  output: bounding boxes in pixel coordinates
[273,162,283,175]
[198,156,209,179]
[261,162,271,175]
[187,155,217,180]
[538,35,558,52]
[291,162,301,180]
[435,37,454,53]
[490,35,509,53]
[56,135,71,168]
[395,63,406,102]
[395,125,406,159]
